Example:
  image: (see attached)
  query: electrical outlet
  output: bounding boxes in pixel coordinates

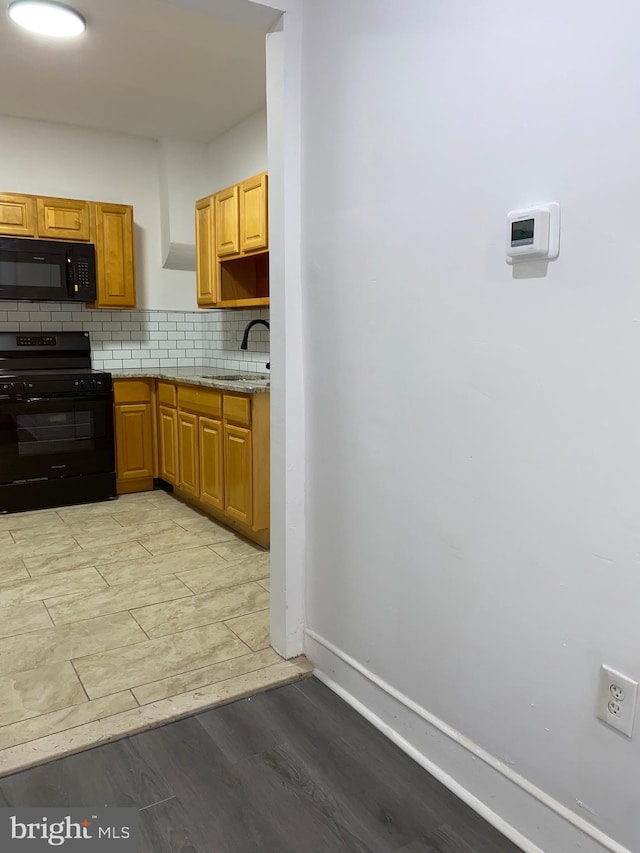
[610,684,625,702]
[597,665,639,737]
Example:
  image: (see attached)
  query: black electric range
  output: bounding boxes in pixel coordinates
[0,332,116,513]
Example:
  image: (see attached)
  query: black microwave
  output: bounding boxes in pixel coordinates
[0,237,96,303]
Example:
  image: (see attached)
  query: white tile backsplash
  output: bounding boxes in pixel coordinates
[0,303,270,373]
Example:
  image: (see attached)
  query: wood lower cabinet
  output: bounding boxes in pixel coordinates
[223,423,253,526]
[0,192,136,309]
[199,416,224,511]
[113,380,154,494]
[114,379,269,539]
[178,410,199,498]
[158,404,178,485]
[155,381,269,546]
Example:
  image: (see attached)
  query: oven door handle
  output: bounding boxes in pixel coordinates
[12,394,111,403]
[15,396,81,404]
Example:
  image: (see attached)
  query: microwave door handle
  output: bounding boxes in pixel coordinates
[65,255,75,298]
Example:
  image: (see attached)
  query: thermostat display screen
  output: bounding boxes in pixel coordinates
[511,219,535,246]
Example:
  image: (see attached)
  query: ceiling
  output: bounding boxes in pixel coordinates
[0,0,273,142]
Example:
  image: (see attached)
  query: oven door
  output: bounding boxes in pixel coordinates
[0,392,115,484]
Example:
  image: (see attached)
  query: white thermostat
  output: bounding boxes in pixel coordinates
[506,202,560,264]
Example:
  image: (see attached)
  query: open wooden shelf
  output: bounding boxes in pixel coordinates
[218,251,269,307]
[216,297,270,309]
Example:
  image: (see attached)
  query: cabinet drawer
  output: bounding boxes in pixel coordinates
[157,381,177,407]
[223,394,251,426]
[178,385,222,418]
[113,379,152,404]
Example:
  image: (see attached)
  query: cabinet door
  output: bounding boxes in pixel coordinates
[199,416,223,511]
[178,411,199,497]
[240,172,268,253]
[195,196,216,306]
[0,193,35,236]
[115,403,154,482]
[91,202,136,308]
[37,197,91,241]
[215,186,240,257]
[224,423,253,526]
[158,405,178,485]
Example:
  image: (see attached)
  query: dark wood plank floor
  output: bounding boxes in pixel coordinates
[0,678,522,853]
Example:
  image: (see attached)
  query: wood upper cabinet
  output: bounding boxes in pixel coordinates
[0,193,35,236]
[199,416,223,511]
[90,202,136,308]
[37,197,90,241]
[196,172,269,309]
[178,410,199,498]
[195,196,216,306]
[215,186,240,257]
[158,404,179,485]
[0,192,137,309]
[240,172,268,253]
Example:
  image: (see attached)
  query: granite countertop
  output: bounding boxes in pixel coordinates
[108,366,270,394]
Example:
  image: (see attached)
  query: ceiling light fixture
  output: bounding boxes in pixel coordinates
[7,1,86,37]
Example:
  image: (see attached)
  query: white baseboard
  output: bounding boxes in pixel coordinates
[304,628,632,853]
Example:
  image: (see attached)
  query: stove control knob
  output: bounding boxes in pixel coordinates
[14,382,25,393]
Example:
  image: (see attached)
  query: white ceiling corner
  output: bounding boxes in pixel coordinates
[0,0,268,142]
[160,0,283,31]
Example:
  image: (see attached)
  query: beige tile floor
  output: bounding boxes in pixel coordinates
[0,490,311,777]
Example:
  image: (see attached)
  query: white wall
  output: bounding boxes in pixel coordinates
[265,8,306,658]
[155,110,268,275]
[0,115,196,311]
[205,108,268,191]
[158,137,208,271]
[300,2,640,851]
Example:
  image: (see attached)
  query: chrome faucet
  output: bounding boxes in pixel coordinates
[240,319,270,370]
